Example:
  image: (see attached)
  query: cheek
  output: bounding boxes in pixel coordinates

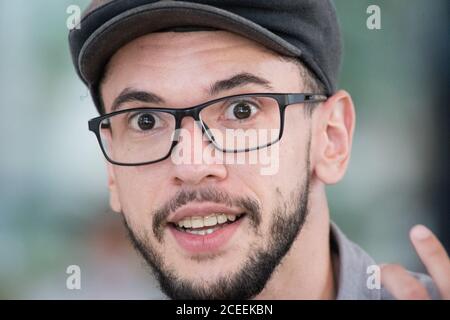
[228,164,285,225]
[253,122,309,208]
[280,110,310,166]
[114,166,167,222]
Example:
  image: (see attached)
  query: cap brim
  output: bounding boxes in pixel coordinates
[77,1,302,86]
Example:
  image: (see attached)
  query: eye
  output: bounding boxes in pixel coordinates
[224,100,260,121]
[128,112,161,131]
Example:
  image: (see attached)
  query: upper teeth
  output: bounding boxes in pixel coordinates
[176,213,239,229]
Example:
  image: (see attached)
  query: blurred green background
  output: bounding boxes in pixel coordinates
[0,0,448,299]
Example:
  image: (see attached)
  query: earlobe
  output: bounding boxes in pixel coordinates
[313,90,355,184]
[106,162,122,213]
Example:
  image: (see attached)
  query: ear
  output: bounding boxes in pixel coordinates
[312,90,355,184]
[106,161,122,213]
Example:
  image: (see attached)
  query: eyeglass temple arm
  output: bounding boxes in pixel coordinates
[286,94,329,105]
[88,119,110,133]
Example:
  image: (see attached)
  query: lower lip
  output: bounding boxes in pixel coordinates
[169,218,243,254]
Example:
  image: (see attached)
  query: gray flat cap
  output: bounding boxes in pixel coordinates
[69,0,342,113]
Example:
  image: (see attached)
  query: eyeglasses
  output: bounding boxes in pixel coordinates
[88,93,327,166]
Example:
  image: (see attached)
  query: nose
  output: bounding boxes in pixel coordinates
[170,117,227,186]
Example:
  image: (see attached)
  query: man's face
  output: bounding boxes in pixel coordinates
[101,31,315,299]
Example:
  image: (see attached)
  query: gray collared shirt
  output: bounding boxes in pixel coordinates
[331,222,441,299]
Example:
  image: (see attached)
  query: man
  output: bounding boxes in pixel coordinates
[69,0,449,299]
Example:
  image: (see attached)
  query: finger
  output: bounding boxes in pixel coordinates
[381,264,430,300]
[410,224,450,299]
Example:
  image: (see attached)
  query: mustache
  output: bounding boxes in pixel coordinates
[152,187,261,242]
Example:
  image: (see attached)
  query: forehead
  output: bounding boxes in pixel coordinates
[100,31,302,109]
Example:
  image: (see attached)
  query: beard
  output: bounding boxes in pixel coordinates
[122,148,312,300]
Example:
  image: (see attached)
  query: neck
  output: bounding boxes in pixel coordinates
[254,183,336,300]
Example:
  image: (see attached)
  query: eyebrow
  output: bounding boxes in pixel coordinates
[111,88,164,112]
[110,72,274,112]
[209,72,273,96]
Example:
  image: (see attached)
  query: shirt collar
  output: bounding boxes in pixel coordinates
[330,222,381,299]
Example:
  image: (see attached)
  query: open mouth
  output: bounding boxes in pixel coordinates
[169,213,246,236]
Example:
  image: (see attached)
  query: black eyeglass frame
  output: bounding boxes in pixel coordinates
[88,93,328,166]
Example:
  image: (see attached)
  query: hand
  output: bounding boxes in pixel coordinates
[380,225,450,300]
